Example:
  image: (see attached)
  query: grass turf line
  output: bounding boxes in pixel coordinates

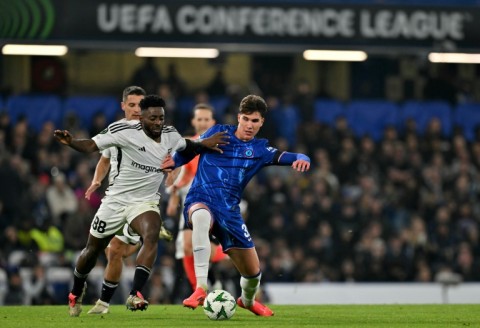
[0,304,479,327]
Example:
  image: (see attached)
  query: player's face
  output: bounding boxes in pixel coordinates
[191,109,215,135]
[122,94,144,121]
[141,107,165,140]
[236,112,264,142]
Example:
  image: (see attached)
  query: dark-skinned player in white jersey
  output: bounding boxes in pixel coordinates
[54,95,229,316]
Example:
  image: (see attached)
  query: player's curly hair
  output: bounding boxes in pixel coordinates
[239,95,268,118]
[140,95,166,110]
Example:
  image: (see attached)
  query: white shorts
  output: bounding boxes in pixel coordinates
[115,223,141,245]
[89,199,160,239]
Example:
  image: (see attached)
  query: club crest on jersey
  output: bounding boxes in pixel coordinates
[244,148,254,158]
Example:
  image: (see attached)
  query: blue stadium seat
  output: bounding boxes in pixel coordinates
[272,103,300,146]
[64,96,121,130]
[6,94,63,131]
[314,99,345,125]
[176,97,195,115]
[345,100,398,141]
[45,267,72,305]
[400,101,452,137]
[175,97,196,133]
[454,103,480,142]
[210,96,231,121]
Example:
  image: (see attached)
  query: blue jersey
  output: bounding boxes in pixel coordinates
[184,124,279,211]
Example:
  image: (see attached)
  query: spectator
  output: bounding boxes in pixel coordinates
[206,69,227,96]
[130,57,162,94]
[45,173,78,226]
[4,269,24,305]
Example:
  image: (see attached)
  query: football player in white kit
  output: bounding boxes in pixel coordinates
[54,95,229,317]
[83,86,172,315]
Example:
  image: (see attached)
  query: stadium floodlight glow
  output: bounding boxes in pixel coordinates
[303,50,367,62]
[428,52,480,64]
[2,44,68,56]
[135,47,219,58]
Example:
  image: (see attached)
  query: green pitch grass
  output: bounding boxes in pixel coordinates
[0,304,479,327]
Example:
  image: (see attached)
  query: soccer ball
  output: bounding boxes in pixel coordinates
[203,289,236,320]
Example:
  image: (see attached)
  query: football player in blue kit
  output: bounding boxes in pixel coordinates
[162,94,310,316]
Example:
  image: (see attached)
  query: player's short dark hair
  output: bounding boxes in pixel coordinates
[122,86,146,101]
[140,95,166,111]
[239,95,268,118]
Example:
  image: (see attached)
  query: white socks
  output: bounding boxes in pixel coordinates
[240,272,261,307]
[191,208,212,290]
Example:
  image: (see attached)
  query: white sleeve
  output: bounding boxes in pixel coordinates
[174,137,187,151]
[102,148,112,158]
[167,129,186,151]
[92,126,128,151]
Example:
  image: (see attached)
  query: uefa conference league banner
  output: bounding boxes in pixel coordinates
[1,0,480,51]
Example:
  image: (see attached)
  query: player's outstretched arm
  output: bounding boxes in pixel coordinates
[85,156,111,200]
[164,131,230,170]
[54,130,99,153]
[278,152,311,172]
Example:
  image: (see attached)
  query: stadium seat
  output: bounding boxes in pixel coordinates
[119,266,136,302]
[7,250,28,267]
[210,96,231,121]
[86,266,105,298]
[64,96,121,130]
[314,99,345,126]
[268,102,301,146]
[454,103,480,141]
[176,97,195,115]
[400,101,452,137]
[345,100,399,141]
[175,96,196,133]
[6,94,63,131]
[0,268,7,305]
[45,267,72,304]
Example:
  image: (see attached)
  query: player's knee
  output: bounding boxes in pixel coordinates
[190,208,212,231]
[107,240,126,261]
[108,246,125,262]
[141,230,159,246]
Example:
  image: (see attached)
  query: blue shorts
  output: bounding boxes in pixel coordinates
[183,202,254,252]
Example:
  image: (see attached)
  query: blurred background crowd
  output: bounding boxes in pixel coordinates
[1,57,480,305]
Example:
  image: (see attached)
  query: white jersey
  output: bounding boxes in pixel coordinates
[101,118,139,185]
[92,121,186,205]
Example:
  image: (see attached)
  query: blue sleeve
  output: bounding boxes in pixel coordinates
[277,152,310,165]
[199,124,221,139]
[262,140,310,166]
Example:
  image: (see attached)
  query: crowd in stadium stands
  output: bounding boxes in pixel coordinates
[1,79,480,305]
